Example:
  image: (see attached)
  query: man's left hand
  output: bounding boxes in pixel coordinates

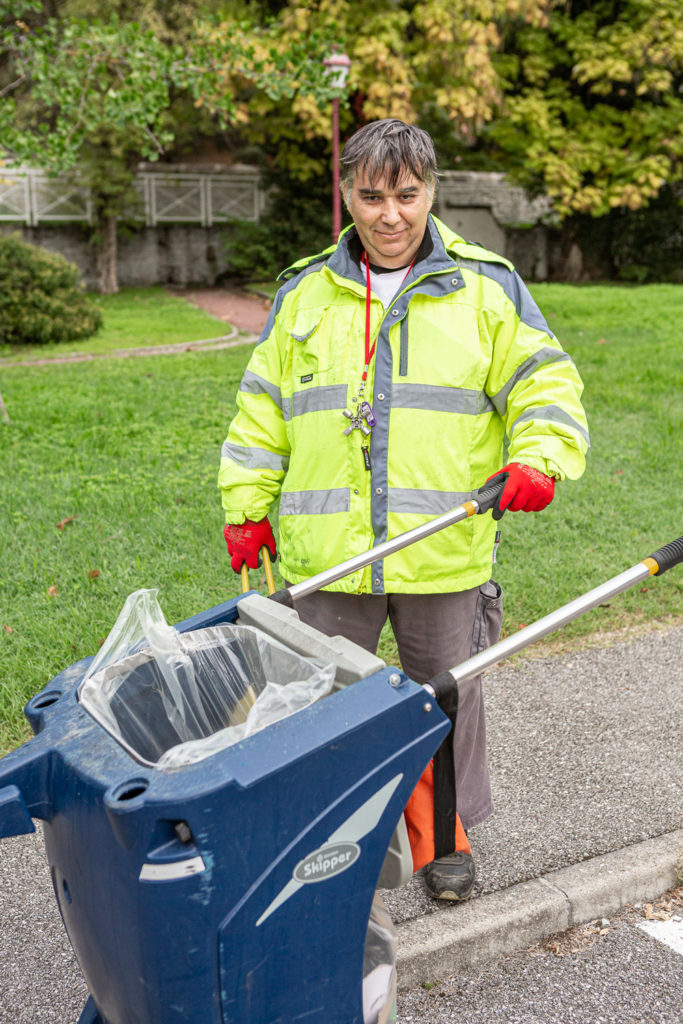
[486,463,555,521]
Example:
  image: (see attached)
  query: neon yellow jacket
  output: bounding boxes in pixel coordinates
[219,216,588,594]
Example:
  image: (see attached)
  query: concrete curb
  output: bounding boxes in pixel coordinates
[0,327,259,369]
[396,829,683,990]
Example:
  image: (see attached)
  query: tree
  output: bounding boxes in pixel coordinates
[0,4,337,292]
[491,0,683,217]
[215,0,682,224]
[201,0,551,181]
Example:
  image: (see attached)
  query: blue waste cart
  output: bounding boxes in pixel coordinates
[0,591,450,1024]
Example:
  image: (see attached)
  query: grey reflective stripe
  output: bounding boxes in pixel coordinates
[509,405,590,446]
[393,383,494,415]
[239,370,282,409]
[279,488,350,516]
[388,488,472,515]
[288,384,347,419]
[458,260,554,339]
[221,443,288,473]
[491,348,572,415]
[290,323,320,343]
[399,315,409,376]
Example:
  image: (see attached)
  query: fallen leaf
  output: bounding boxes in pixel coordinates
[47,585,58,597]
[56,516,76,530]
[3,624,13,633]
[596,338,609,344]
[87,569,100,579]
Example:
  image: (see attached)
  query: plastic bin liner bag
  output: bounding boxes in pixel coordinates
[363,894,398,1024]
[78,589,335,769]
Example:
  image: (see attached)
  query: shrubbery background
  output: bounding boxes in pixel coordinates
[0,234,102,346]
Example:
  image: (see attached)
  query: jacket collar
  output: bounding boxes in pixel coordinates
[325,215,459,286]
[279,215,463,287]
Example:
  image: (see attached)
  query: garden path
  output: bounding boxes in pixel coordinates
[0,287,271,370]
[178,286,271,335]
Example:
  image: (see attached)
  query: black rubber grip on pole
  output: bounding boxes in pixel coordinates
[428,673,460,860]
[473,474,508,516]
[648,537,683,576]
[428,670,459,716]
[268,588,295,607]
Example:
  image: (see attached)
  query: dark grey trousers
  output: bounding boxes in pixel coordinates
[290,582,503,831]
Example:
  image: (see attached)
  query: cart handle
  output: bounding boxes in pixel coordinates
[240,548,277,596]
[425,535,683,711]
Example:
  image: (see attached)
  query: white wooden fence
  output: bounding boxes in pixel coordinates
[0,166,266,227]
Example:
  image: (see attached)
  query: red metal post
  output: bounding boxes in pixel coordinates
[332,95,341,243]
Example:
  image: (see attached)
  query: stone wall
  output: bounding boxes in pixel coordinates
[434,171,554,280]
[1,223,233,289]
[2,169,556,286]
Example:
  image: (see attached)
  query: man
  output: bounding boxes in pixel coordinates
[219,119,589,901]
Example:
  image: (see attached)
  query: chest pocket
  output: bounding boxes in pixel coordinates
[288,307,330,378]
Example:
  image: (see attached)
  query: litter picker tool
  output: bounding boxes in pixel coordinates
[265,476,507,605]
[425,535,683,701]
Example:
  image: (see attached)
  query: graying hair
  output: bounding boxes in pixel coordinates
[340,119,438,200]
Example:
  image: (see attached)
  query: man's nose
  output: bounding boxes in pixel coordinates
[380,198,402,224]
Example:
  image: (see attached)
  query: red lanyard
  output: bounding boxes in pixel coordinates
[360,251,414,383]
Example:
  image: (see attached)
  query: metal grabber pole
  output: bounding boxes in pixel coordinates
[424,536,683,703]
[266,476,508,605]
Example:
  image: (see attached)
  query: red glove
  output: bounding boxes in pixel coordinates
[224,517,277,573]
[486,463,555,521]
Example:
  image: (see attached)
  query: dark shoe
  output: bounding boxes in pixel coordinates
[424,852,476,901]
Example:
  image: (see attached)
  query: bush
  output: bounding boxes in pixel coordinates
[221,169,345,282]
[0,233,102,345]
[567,183,683,283]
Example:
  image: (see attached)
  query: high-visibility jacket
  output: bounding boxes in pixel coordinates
[219,216,589,594]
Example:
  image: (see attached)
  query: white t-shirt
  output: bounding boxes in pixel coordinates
[367,264,411,308]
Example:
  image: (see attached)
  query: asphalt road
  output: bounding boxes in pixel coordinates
[397,887,683,1024]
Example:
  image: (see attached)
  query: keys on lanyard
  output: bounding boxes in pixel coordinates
[342,400,376,436]
[342,247,413,438]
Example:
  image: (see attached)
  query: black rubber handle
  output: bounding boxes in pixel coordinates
[268,588,295,607]
[427,669,459,716]
[473,474,508,516]
[648,537,683,576]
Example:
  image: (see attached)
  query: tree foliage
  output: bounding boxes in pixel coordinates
[493,0,683,216]
[2,0,682,279]
[0,1,338,290]
[213,0,683,220]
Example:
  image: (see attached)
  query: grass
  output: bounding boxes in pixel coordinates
[0,283,681,752]
[0,286,230,362]
[244,280,280,301]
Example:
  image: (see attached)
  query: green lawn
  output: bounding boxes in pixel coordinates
[0,286,231,362]
[0,283,681,751]
[244,280,279,302]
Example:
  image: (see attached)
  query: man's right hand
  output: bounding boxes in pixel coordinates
[224,517,277,573]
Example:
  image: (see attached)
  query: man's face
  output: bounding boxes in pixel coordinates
[345,167,433,269]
